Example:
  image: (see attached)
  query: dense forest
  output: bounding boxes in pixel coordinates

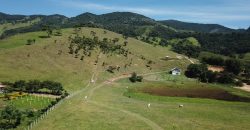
[159,20,237,33]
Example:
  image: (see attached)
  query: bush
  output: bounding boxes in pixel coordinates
[129,72,137,83]
[129,72,143,83]
[235,80,244,87]
[0,105,22,129]
[217,72,234,84]
[225,59,241,75]
[185,64,208,78]
[137,76,143,82]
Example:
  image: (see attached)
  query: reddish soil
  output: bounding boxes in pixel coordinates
[139,87,250,102]
[208,66,224,72]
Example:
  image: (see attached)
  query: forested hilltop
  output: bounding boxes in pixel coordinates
[0,11,250,58]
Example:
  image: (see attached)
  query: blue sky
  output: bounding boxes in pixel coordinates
[0,0,249,29]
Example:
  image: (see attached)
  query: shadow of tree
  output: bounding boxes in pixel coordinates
[39,36,50,38]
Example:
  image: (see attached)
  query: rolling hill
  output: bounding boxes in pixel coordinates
[159,20,236,33]
[71,12,156,25]
[1,27,250,130]
[1,11,244,39]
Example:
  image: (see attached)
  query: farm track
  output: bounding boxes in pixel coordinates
[34,51,167,129]
[84,71,168,130]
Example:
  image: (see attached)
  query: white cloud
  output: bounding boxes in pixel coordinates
[57,0,250,27]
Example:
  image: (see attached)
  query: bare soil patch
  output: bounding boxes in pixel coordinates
[236,83,250,92]
[208,66,224,72]
[139,86,250,102]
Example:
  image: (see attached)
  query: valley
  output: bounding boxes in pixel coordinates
[0,10,250,130]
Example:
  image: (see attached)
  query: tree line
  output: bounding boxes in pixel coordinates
[185,64,243,86]
[2,80,67,95]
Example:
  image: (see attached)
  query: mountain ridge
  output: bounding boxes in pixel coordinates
[159,20,236,33]
[0,11,247,32]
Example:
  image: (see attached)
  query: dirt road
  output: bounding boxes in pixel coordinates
[237,83,250,92]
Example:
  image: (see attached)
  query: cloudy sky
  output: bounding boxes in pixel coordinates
[1,0,249,29]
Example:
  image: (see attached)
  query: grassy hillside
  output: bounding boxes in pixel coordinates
[0,18,40,35]
[1,27,249,130]
[0,27,191,92]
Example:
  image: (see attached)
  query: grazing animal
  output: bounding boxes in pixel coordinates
[84,96,88,100]
[179,104,183,108]
[148,103,151,108]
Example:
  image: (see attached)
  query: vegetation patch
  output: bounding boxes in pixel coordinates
[0,80,68,129]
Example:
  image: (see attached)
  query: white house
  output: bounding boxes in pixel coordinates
[170,68,181,75]
[0,83,6,93]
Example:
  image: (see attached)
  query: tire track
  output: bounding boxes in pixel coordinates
[86,71,168,130]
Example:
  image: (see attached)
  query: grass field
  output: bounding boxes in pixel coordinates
[1,27,250,130]
[31,73,250,130]
[7,94,55,110]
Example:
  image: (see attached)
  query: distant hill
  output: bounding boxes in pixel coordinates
[159,20,236,33]
[71,12,156,25]
[0,12,69,38]
[0,12,26,24]
[0,11,250,62]
[68,12,159,36]
[1,11,242,38]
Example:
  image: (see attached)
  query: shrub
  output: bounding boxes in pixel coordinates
[0,105,22,129]
[217,72,234,84]
[129,72,143,83]
[129,72,137,83]
[235,80,244,87]
[137,76,143,82]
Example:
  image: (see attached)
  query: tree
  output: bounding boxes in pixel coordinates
[217,72,234,84]
[129,72,137,82]
[26,39,33,45]
[25,80,41,93]
[54,29,62,36]
[42,25,53,37]
[171,39,201,58]
[12,80,26,92]
[185,64,208,78]
[159,38,168,46]
[107,66,116,73]
[112,38,119,43]
[0,105,22,129]
[129,72,143,82]
[225,59,241,75]
[124,41,128,46]
[201,55,224,66]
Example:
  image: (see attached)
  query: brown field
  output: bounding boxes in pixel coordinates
[139,86,250,102]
